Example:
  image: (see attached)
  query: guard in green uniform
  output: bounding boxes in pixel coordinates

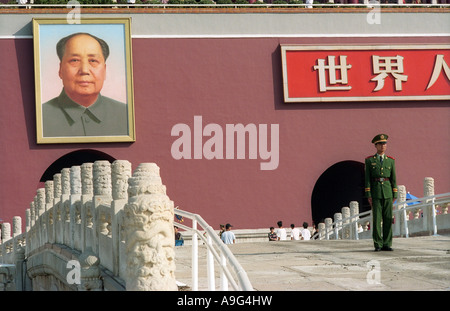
[365,134,397,251]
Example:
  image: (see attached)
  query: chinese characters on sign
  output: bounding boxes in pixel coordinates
[281,45,450,102]
[427,54,450,90]
[370,55,408,92]
[313,55,352,92]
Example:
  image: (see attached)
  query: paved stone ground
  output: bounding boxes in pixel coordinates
[174,235,450,291]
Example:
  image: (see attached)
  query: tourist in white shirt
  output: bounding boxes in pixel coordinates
[300,222,311,240]
[221,223,236,244]
[276,221,287,241]
[290,224,300,240]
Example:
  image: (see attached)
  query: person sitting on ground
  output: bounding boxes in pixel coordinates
[290,223,300,240]
[219,224,225,239]
[276,220,287,241]
[221,223,236,244]
[174,226,184,246]
[268,227,278,241]
[300,222,311,241]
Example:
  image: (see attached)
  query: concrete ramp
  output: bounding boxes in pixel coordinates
[175,235,450,291]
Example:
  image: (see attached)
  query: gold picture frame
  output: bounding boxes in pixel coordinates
[33,18,135,144]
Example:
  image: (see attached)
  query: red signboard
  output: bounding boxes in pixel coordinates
[281,45,450,103]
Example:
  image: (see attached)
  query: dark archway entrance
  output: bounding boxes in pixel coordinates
[40,149,116,182]
[311,161,370,226]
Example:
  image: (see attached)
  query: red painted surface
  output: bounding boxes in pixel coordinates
[0,36,449,230]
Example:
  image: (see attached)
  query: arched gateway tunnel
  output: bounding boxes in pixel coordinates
[312,161,369,226]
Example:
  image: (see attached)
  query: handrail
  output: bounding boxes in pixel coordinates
[315,210,371,240]
[174,208,254,291]
[316,192,450,240]
[392,192,450,237]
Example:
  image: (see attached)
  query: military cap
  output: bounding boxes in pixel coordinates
[372,134,388,144]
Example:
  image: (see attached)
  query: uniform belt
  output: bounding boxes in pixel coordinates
[373,178,389,182]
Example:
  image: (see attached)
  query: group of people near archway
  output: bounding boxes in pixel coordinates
[268,221,313,241]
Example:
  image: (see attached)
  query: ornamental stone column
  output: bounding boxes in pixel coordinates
[350,201,359,239]
[53,173,63,244]
[1,222,11,242]
[12,216,21,237]
[123,163,177,291]
[36,188,46,248]
[93,161,112,255]
[341,206,350,239]
[317,222,325,240]
[324,217,333,240]
[25,208,31,256]
[45,181,55,243]
[397,185,407,237]
[81,163,94,253]
[61,168,71,246]
[70,166,82,250]
[111,160,132,276]
[334,212,342,239]
[423,177,435,234]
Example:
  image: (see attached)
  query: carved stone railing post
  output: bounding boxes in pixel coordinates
[423,177,435,234]
[29,201,35,228]
[334,212,342,239]
[317,222,325,240]
[12,216,21,238]
[53,173,63,245]
[70,166,82,250]
[397,185,407,237]
[36,188,45,248]
[1,222,11,242]
[349,201,359,239]
[61,168,71,246]
[29,201,34,252]
[25,207,31,256]
[45,181,54,244]
[32,196,38,249]
[93,161,112,256]
[25,208,30,233]
[111,160,131,276]
[341,206,350,239]
[81,163,94,253]
[324,217,332,240]
[123,163,177,291]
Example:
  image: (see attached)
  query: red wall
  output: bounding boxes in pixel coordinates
[0,36,449,229]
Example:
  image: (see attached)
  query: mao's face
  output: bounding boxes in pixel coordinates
[59,34,106,106]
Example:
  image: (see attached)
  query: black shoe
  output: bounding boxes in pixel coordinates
[374,247,381,252]
[382,246,393,251]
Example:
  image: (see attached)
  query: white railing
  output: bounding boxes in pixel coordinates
[392,192,450,238]
[173,208,254,291]
[316,208,372,240]
[316,192,450,240]
[0,161,193,291]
